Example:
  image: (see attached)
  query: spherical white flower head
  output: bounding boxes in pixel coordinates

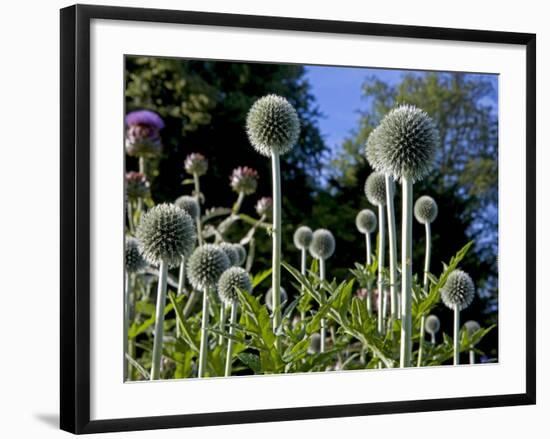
[218,266,252,305]
[464,320,481,338]
[125,237,147,273]
[424,314,441,335]
[231,244,247,267]
[246,94,300,157]
[365,172,393,206]
[187,244,230,292]
[309,229,336,260]
[414,195,438,224]
[137,203,196,267]
[293,226,313,250]
[265,287,288,311]
[218,242,240,266]
[376,104,439,182]
[441,269,475,311]
[365,126,384,171]
[355,209,377,234]
[308,333,322,354]
[175,195,200,221]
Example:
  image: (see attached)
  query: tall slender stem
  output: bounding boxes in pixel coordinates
[399,177,413,368]
[300,247,307,321]
[127,200,135,233]
[183,290,198,318]
[233,191,245,214]
[377,205,386,335]
[365,232,372,266]
[417,222,432,367]
[469,349,475,365]
[218,305,226,345]
[431,332,436,344]
[198,288,211,378]
[176,257,186,338]
[139,157,146,175]
[124,271,130,380]
[453,304,460,365]
[150,261,168,380]
[385,174,398,320]
[224,301,238,376]
[271,152,282,351]
[193,173,204,247]
[320,258,326,353]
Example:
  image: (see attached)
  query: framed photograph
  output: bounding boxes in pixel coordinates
[60,4,536,434]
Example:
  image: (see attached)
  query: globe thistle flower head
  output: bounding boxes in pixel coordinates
[125,171,150,200]
[125,237,147,273]
[255,197,273,218]
[246,94,301,157]
[425,314,441,335]
[218,266,252,305]
[187,244,230,292]
[309,229,336,260]
[464,320,481,338]
[441,269,476,311]
[218,242,240,266]
[231,244,247,266]
[308,333,322,354]
[184,153,208,176]
[265,287,288,311]
[136,203,196,267]
[125,110,164,157]
[414,195,438,224]
[365,172,393,206]
[174,195,200,220]
[355,209,377,234]
[365,126,384,171]
[375,104,439,182]
[293,226,313,250]
[230,166,259,195]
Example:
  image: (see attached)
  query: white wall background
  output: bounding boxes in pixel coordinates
[0,0,546,437]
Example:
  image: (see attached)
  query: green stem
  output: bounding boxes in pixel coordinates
[300,247,307,321]
[245,237,256,272]
[365,232,372,266]
[150,261,168,380]
[183,290,198,318]
[124,271,130,380]
[224,301,238,376]
[176,257,186,338]
[233,191,245,214]
[453,304,460,365]
[218,305,226,345]
[271,152,282,351]
[127,200,135,234]
[385,174,398,320]
[399,177,413,368]
[193,173,204,246]
[319,257,326,353]
[469,349,475,365]
[139,156,146,175]
[198,288,211,377]
[377,205,386,335]
[417,222,432,367]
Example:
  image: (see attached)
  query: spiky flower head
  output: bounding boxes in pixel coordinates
[218,242,240,266]
[414,195,438,224]
[230,166,259,195]
[125,171,150,200]
[425,314,441,335]
[218,266,252,305]
[266,287,288,311]
[184,153,208,176]
[174,195,200,220]
[125,110,164,157]
[308,333,322,354]
[125,237,147,273]
[375,104,439,182]
[187,244,230,292]
[365,172,393,206]
[231,244,247,267]
[309,229,336,260]
[365,125,383,171]
[355,209,377,234]
[255,197,273,218]
[136,204,196,267]
[293,226,313,250]
[246,94,300,157]
[441,269,475,311]
[464,320,481,338]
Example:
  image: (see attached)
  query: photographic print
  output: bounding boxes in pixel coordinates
[123,56,499,381]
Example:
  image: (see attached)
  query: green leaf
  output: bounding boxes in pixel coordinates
[252,268,272,289]
[238,352,262,374]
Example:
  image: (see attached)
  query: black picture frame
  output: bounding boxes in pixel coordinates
[60,4,536,434]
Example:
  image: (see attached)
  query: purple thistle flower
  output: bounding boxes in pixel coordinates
[184,153,208,176]
[230,166,259,195]
[255,197,273,218]
[125,110,165,130]
[125,171,150,200]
